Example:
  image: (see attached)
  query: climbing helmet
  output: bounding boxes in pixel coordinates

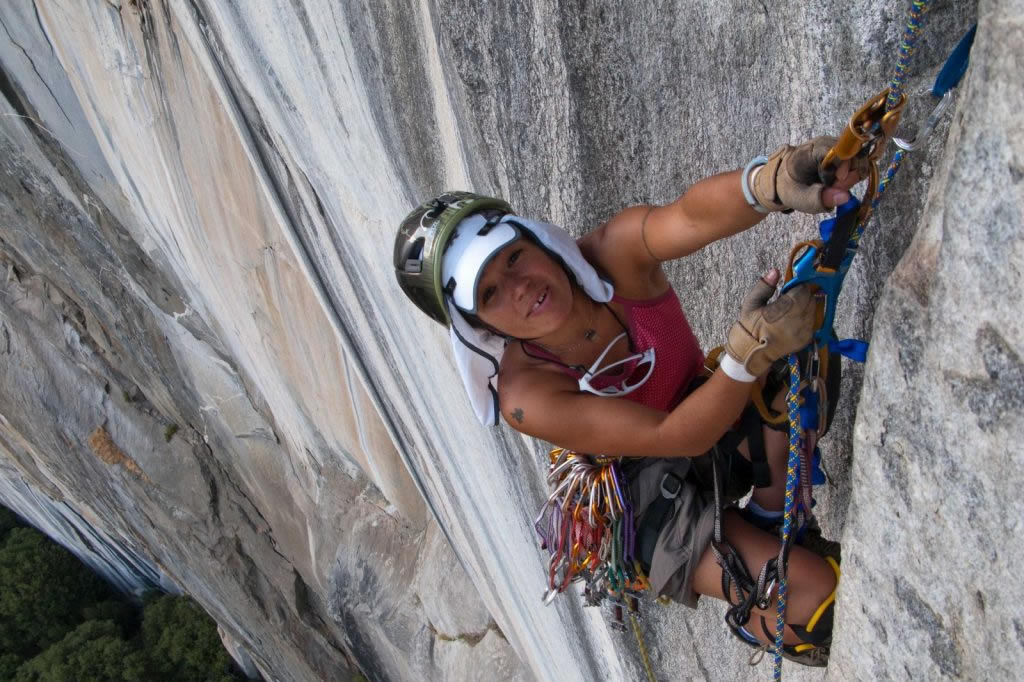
[394,191,513,326]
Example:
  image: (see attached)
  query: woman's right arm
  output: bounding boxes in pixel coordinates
[580,139,862,277]
[499,366,752,458]
[498,272,816,457]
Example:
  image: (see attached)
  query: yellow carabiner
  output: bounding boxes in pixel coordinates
[822,87,906,169]
[821,87,905,226]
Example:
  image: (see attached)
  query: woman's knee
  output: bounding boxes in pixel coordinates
[786,544,838,616]
[710,512,837,618]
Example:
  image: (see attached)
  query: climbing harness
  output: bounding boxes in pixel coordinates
[765,3,976,678]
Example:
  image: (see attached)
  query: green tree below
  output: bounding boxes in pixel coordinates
[0,505,247,681]
[0,527,112,659]
[12,620,145,682]
[138,593,240,682]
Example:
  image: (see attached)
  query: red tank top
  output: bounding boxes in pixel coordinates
[523,288,704,411]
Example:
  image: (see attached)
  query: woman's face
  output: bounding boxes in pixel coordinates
[474,238,574,338]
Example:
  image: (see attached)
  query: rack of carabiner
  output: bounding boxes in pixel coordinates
[534,447,648,628]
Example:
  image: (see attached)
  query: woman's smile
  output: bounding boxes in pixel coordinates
[528,287,549,317]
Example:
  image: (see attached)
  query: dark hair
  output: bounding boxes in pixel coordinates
[460,310,496,332]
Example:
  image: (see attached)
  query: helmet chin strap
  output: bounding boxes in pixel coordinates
[452,297,511,340]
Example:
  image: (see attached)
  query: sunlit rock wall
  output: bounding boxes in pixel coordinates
[1,0,1014,681]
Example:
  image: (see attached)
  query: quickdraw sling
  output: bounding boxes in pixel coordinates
[534,450,646,619]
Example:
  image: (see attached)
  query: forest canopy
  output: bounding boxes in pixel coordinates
[0,505,246,681]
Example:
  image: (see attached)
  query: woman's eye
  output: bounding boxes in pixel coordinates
[482,286,496,305]
[509,249,522,266]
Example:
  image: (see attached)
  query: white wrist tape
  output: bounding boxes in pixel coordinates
[719,353,758,383]
[741,155,770,214]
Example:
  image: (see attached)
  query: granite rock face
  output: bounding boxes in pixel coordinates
[0,0,1014,681]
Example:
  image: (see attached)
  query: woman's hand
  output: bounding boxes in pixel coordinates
[724,269,816,376]
[750,136,867,214]
[820,156,864,208]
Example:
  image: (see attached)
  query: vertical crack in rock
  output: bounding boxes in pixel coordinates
[29,2,57,56]
[220,534,269,618]
[292,566,353,664]
[878,418,913,509]
[191,440,222,526]
[279,0,349,139]
[865,606,890,646]
[0,14,71,124]
[681,615,710,681]
[338,0,441,194]
[0,61,31,121]
[188,432,291,566]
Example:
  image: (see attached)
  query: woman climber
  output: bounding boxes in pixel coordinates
[393,136,860,666]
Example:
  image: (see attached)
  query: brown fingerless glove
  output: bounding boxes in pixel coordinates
[751,136,837,214]
[725,278,817,376]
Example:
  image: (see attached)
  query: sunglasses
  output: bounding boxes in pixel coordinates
[577,332,656,397]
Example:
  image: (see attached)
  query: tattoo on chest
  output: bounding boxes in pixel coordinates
[511,408,524,424]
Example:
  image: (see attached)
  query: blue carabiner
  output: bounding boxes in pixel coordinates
[780,196,861,349]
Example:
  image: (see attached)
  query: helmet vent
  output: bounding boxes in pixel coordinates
[404,238,425,273]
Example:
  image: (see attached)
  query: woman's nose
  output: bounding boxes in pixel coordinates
[510,274,530,302]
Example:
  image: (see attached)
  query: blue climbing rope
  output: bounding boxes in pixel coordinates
[773,356,802,679]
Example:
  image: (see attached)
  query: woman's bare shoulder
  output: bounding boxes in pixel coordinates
[578,206,670,297]
[497,343,675,454]
[497,345,577,427]
[577,206,649,258]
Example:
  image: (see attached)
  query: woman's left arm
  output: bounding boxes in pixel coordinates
[643,167,766,261]
[596,139,862,269]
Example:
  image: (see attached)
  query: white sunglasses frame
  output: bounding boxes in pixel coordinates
[577,332,656,397]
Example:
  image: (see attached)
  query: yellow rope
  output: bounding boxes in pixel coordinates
[630,612,657,682]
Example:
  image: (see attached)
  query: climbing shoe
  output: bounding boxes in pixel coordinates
[776,642,831,668]
[730,623,831,668]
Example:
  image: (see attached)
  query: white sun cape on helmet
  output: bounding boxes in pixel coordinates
[445,214,614,425]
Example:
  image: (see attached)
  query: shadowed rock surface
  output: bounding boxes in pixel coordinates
[0,1,1016,680]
